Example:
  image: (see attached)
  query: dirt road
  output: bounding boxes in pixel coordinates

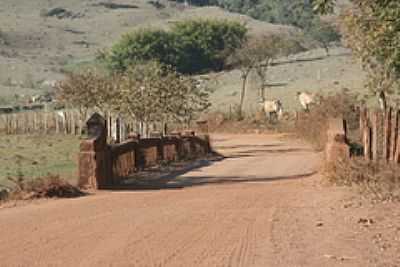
[0,134,397,266]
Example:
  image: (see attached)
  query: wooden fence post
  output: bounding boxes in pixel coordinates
[360,107,367,141]
[364,125,372,161]
[44,112,48,134]
[64,111,68,135]
[116,117,121,143]
[55,112,59,134]
[390,109,399,161]
[395,129,400,163]
[383,107,392,161]
[371,110,379,162]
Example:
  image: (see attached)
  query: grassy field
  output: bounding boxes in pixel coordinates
[0,134,81,187]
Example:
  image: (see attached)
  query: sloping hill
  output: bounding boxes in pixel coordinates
[0,0,365,110]
[0,1,298,101]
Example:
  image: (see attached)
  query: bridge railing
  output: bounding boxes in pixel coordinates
[78,113,211,189]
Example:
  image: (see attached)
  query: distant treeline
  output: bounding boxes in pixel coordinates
[172,0,340,47]
[172,0,325,30]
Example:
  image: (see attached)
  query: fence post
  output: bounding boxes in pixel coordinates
[14,113,18,134]
[44,112,48,134]
[55,112,59,134]
[395,129,400,163]
[78,113,110,189]
[360,107,367,141]
[116,117,122,143]
[383,107,392,161]
[371,110,379,162]
[390,109,399,161]
[364,125,372,161]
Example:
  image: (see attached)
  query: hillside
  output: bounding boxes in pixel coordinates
[0,0,365,110]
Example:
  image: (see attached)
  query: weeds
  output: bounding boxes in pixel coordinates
[326,158,400,202]
[294,90,360,150]
[1,174,85,203]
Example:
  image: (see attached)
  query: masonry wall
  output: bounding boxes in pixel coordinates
[325,117,350,168]
[78,114,211,189]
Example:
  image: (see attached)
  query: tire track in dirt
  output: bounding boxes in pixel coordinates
[0,134,320,267]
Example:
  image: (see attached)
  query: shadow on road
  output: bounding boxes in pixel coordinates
[104,147,318,191]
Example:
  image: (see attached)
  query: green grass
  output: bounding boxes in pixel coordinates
[0,134,81,187]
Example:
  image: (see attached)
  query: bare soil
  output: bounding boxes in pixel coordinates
[0,134,399,266]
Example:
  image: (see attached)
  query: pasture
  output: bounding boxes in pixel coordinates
[0,0,366,113]
[0,134,80,187]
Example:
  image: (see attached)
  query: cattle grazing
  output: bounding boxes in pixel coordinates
[296,91,315,111]
[262,100,283,122]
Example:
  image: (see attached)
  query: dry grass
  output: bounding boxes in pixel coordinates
[201,109,294,134]
[326,158,400,202]
[294,90,360,150]
[0,134,80,187]
[1,174,85,203]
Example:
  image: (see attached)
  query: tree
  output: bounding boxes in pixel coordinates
[306,19,341,56]
[114,61,211,135]
[313,0,400,98]
[171,19,247,73]
[57,62,211,136]
[103,19,247,74]
[56,69,116,119]
[229,35,305,116]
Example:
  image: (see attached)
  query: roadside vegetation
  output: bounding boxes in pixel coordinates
[0,134,81,203]
[312,0,400,201]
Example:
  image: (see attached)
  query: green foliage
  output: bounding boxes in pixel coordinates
[171,19,247,73]
[199,0,317,30]
[186,0,340,51]
[316,0,400,95]
[104,19,247,74]
[57,62,211,131]
[105,29,177,72]
[115,61,211,125]
[306,20,341,55]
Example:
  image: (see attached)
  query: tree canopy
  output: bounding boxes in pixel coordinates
[56,62,211,134]
[103,19,247,74]
[314,0,400,95]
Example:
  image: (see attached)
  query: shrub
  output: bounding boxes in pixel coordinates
[105,29,176,72]
[3,174,85,202]
[171,19,247,73]
[326,158,400,202]
[294,90,360,150]
[104,19,247,74]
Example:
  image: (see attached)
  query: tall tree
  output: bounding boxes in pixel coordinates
[313,0,400,98]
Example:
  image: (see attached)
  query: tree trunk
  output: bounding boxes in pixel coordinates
[323,43,330,57]
[260,84,266,102]
[239,73,249,118]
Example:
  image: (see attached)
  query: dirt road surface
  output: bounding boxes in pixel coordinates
[0,134,398,266]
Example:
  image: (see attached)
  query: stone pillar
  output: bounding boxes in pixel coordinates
[78,113,110,189]
[325,117,350,167]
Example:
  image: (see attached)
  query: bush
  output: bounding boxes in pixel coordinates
[294,90,360,150]
[185,0,341,51]
[3,174,85,202]
[104,19,247,74]
[326,158,400,202]
[105,29,177,72]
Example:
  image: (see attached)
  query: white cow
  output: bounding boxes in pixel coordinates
[297,92,315,111]
[262,100,283,121]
